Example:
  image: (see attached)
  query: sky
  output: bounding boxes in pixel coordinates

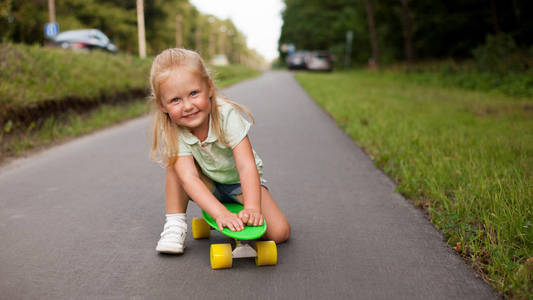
[189,0,285,62]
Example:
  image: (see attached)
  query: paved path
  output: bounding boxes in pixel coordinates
[0,71,499,299]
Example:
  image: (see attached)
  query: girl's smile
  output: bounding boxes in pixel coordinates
[159,69,213,140]
[183,111,199,118]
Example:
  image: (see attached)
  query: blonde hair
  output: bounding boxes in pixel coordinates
[149,48,253,167]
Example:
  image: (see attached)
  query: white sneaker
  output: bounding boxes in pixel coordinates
[156,220,187,254]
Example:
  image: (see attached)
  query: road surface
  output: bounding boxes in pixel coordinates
[0,71,499,299]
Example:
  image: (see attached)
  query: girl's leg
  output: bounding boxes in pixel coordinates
[165,166,188,214]
[157,166,189,254]
[259,187,291,243]
[236,187,291,244]
[157,165,215,253]
[165,164,214,213]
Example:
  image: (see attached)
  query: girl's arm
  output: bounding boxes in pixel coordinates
[233,136,264,226]
[175,155,244,231]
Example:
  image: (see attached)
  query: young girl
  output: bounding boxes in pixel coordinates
[150,48,290,254]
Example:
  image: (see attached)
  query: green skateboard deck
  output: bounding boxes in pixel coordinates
[202,203,267,240]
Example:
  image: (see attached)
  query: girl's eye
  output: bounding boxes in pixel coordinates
[190,91,198,97]
[171,97,181,103]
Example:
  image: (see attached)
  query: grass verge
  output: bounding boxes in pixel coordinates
[0,68,260,164]
[386,60,533,98]
[1,99,150,159]
[0,43,151,114]
[295,70,533,299]
[0,43,261,164]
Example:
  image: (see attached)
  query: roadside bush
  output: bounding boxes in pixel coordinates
[391,58,533,98]
[0,43,261,126]
[0,43,260,161]
[472,34,529,73]
[0,42,151,112]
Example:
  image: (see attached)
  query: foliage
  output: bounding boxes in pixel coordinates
[0,41,260,136]
[0,0,262,65]
[279,0,533,66]
[296,70,533,298]
[210,64,261,88]
[0,42,260,162]
[389,59,533,98]
[473,34,531,74]
[0,42,151,112]
[0,42,260,114]
[1,100,150,160]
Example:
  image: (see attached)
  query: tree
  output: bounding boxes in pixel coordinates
[0,0,262,65]
[279,0,533,66]
[365,0,379,68]
[400,0,414,64]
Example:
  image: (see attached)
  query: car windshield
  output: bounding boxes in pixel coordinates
[93,30,109,43]
[315,53,329,59]
[54,30,90,41]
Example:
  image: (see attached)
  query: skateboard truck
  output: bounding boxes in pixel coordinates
[207,238,277,269]
[192,204,278,269]
[232,241,257,258]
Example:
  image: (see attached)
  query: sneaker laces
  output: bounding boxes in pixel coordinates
[160,221,187,241]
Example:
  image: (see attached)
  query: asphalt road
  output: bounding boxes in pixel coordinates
[0,71,499,299]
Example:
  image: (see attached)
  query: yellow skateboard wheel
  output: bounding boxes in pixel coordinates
[255,241,277,266]
[210,244,233,269]
[192,218,211,239]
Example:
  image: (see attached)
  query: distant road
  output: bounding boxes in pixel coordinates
[0,71,499,299]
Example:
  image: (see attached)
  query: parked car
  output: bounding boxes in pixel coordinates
[286,51,308,70]
[51,29,117,53]
[305,51,333,71]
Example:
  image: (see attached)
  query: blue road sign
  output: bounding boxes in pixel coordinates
[287,43,295,55]
[45,23,59,38]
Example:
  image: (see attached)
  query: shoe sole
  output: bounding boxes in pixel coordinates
[156,243,185,254]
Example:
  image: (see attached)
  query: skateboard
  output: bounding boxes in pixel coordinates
[192,203,277,269]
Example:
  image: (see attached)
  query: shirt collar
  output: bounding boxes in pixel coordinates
[180,115,218,145]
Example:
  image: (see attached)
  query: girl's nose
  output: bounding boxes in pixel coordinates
[183,98,194,110]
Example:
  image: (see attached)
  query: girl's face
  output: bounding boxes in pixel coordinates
[159,68,213,138]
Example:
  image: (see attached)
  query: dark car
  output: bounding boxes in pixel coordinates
[305,51,333,71]
[51,29,117,53]
[286,51,308,70]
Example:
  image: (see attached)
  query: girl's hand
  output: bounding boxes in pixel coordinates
[238,208,264,226]
[215,212,244,232]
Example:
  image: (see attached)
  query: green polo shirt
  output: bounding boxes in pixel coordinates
[177,99,263,184]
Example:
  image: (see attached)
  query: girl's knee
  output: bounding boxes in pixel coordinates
[267,220,291,244]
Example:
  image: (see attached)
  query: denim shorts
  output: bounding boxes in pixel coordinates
[212,178,268,204]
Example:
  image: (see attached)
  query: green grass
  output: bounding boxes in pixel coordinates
[0,43,261,163]
[295,70,533,299]
[386,60,533,98]
[0,43,151,111]
[0,42,260,114]
[1,99,150,157]
[211,64,261,87]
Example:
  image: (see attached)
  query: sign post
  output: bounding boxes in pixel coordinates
[48,0,56,23]
[45,23,59,38]
[281,43,295,54]
[136,0,147,58]
[45,0,58,39]
[345,30,353,69]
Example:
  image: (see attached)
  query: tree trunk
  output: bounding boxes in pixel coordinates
[511,0,520,22]
[195,24,202,54]
[401,0,414,64]
[365,0,380,68]
[136,0,146,58]
[175,15,183,48]
[490,0,501,33]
